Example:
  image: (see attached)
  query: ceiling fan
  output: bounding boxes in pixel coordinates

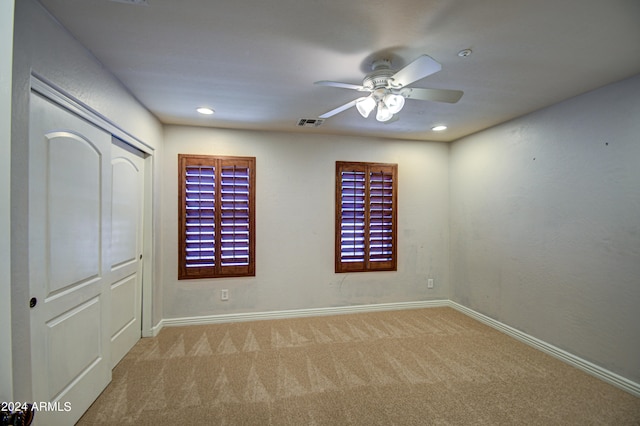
[315,55,463,122]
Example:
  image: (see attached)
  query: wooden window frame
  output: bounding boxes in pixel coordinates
[335,161,397,273]
[178,154,256,279]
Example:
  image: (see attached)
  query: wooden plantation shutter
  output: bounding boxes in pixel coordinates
[339,166,366,267]
[336,161,397,273]
[183,162,216,270]
[179,155,255,279]
[219,160,251,268]
[368,166,395,265]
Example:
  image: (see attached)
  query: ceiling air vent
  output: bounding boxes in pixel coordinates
[297,118,324,127]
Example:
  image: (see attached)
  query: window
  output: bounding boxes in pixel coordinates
[335,161,397,273]
[178,154,255,279]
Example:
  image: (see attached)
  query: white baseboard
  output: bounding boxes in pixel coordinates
[143,322,163,338]
[448,301,640,398]
[159,299,448,330]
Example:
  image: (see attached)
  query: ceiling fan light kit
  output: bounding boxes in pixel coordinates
[315,54,463,124]
[354,91,404,121]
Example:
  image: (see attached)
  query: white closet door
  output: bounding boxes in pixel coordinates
[28,92,112,426]
[109,140,145,367]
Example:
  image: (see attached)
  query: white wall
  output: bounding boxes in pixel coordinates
[450,74,640,383]
[11,0,163,399]
[1,0,15,403]
[162,126,449,318]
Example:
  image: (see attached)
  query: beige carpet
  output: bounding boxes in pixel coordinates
[77,307,640,425]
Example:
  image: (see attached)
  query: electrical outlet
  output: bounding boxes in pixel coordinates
[221,289,229,301]
[427,279,434,289]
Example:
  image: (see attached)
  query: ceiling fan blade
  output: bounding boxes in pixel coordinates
[318,98,366,118]
[398,87,463,103]
[389,55,442,88]
[315,81,367,91]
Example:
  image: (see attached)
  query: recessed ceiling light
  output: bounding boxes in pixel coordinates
[457,49,472,57]
[196,107,214,115]
[432,125,447,131]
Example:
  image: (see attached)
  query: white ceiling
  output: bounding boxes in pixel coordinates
[38,0,640,142]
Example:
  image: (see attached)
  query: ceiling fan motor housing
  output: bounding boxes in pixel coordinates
[363,58,397,90]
